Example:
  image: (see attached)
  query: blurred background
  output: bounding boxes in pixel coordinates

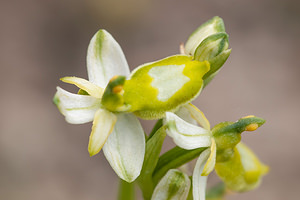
[1,0,299,199]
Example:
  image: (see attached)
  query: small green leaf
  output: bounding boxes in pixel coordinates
[138,126,167,200]
[153,146,206,185]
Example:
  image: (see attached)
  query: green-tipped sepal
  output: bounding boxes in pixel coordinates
[215,142,269,192]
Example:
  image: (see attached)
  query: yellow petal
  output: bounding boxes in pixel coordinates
[185,104,210,130]
[88,109,117,156]
[61,76,104,98]
[202,138,216,176]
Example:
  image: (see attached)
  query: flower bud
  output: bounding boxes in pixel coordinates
[193,33,231,87]
[215,142,269,192]
[185,16,225,56]
[151,169,191,200]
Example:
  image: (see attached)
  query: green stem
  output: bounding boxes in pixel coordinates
[118,179,135,200]
[148,119,163,140]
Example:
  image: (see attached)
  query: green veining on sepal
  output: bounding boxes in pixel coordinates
[123,55,210,119]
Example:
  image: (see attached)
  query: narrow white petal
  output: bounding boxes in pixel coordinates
[88,109,117,156]
[87,29,130,88]
[61,76,104,98]
[54,87,100,124]
[103,113,145,182]
[165,112,211,150]
[152,169,191,200]
[193,149,210,200]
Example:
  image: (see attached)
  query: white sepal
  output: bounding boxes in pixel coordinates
[192,149,211,200]
[103,113,145,182]
[87,29,130,88]
[54,87,101,124]
[165,112,211,150]
[60,76,104,98]
[88,109,117,156]
[151,169,191,200]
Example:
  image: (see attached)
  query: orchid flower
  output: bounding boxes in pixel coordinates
[165,104,216,200]
[54,29,211,182]
[53,30,145,182]
[165,105,268,199]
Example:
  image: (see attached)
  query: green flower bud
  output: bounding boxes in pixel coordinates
[185,16,225,56]
[215,142,269,192]
[151,169,191,200]
[184,17,231,87]
[193,33,231,87]
[194,32,229,61]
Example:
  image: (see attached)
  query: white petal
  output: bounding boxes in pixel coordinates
[202,138,216,176]
[177,104,210,130]
[165,112,211,150]
[60,76,104,98]
[53,87,101,124]
[103,113,145,182]
[193,149,210,200]
[151,169,191,200]
[87,29,130,88]
[88,109,117,156]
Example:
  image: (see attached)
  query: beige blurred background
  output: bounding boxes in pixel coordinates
[1,0,299,199]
